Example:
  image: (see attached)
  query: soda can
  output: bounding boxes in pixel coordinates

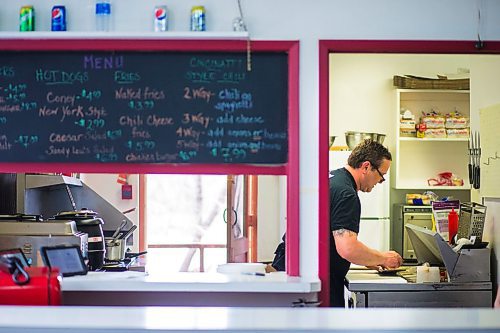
[51,5,66,31]
[20,6,35,32]
[190,6,206,32]
[154,6,168,32]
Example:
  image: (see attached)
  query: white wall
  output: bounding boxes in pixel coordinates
[3,0,500,278]
[329,54,472,150]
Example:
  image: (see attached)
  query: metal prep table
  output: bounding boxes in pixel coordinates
[345,271,492,308]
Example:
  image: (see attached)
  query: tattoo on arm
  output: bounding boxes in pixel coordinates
[332,228,357,237]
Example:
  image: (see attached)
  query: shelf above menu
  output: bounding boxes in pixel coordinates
[0,31,249,40]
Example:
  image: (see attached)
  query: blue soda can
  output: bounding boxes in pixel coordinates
[190,6,206,31]
[51,5,66,31]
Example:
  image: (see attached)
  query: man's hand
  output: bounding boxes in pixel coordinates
[381,251,403,269]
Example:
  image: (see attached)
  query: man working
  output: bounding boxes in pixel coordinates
[329,139,403,307]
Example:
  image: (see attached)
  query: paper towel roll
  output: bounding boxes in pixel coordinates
[416,265,440,283]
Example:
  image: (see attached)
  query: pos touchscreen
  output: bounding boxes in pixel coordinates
[41,245,88,277]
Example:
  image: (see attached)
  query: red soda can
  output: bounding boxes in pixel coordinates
[154,6,168,32]
[51,5,66,31]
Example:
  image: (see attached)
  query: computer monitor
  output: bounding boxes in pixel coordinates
[405,224,446,266]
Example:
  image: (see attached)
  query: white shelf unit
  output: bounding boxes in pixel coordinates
[0,31,250,40]
[394,89,471,190]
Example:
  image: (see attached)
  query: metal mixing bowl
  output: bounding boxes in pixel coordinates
[345,131,386,150]
[329,136,336,148]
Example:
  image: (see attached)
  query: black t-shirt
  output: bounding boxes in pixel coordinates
[329,167,361,307]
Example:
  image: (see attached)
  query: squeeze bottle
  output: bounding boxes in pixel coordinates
[448,208,459,244]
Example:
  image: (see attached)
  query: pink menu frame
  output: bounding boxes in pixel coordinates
[0,39,301,276]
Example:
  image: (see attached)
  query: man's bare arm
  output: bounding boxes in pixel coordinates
[333,229,402,268]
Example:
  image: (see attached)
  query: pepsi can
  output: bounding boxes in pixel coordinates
[51,5,66,31]
[190,6,206,31]
[154,6,168,32]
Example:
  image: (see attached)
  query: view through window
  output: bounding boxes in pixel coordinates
[146,174,228,274]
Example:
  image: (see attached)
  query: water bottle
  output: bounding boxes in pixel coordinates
[95,0,112,31]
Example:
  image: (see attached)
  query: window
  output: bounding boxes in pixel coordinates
[146,174,229,274]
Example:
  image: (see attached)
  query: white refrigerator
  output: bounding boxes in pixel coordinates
[329,151,390,252]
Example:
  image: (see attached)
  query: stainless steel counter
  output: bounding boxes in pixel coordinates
[345,270,492,308]
[61,271,320,306]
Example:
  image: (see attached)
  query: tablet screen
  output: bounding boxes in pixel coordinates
[41,245,87,277]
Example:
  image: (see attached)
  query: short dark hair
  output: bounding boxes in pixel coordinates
[347,139,392,169]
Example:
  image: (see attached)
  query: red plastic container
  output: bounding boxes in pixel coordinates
[448,208,459,244]
[0,267,61,305]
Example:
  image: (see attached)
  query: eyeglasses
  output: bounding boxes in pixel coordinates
[374,167,385,183]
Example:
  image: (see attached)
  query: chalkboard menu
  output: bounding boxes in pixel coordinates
[0,51,288,165]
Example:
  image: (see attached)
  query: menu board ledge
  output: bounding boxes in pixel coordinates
[0,31,250,40]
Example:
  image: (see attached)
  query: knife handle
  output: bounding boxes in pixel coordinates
[474,165,480,189]
[468,164,473,185]
[476,166,480,189]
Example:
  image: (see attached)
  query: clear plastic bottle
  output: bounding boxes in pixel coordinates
[95,0,112,31]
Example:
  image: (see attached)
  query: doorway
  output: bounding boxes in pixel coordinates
[319,40,500,306]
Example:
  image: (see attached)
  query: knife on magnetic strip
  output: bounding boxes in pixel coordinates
[468,133,473,185]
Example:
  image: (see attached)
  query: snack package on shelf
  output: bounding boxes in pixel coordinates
[445,114,469,129]
[423,127,446,138]
[400,108,416,136]
[406,191,438,205]
[400,128,417,137]
[400,108,415,120]
[446,128,469,138]
[400,119,416,129]
[421,110,445,129]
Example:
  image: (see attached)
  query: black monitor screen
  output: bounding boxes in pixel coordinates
[41,245,87,277]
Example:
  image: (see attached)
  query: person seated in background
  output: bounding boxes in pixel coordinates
[269,233,286,272]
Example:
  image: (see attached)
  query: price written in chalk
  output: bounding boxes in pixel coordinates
[125,140,156,151]
[75,118,105,130]
[210,147,247,162]
[15,135,39,148]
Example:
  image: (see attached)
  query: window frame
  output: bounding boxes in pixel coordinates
[0,39,300,277]
[319,39,500,306]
